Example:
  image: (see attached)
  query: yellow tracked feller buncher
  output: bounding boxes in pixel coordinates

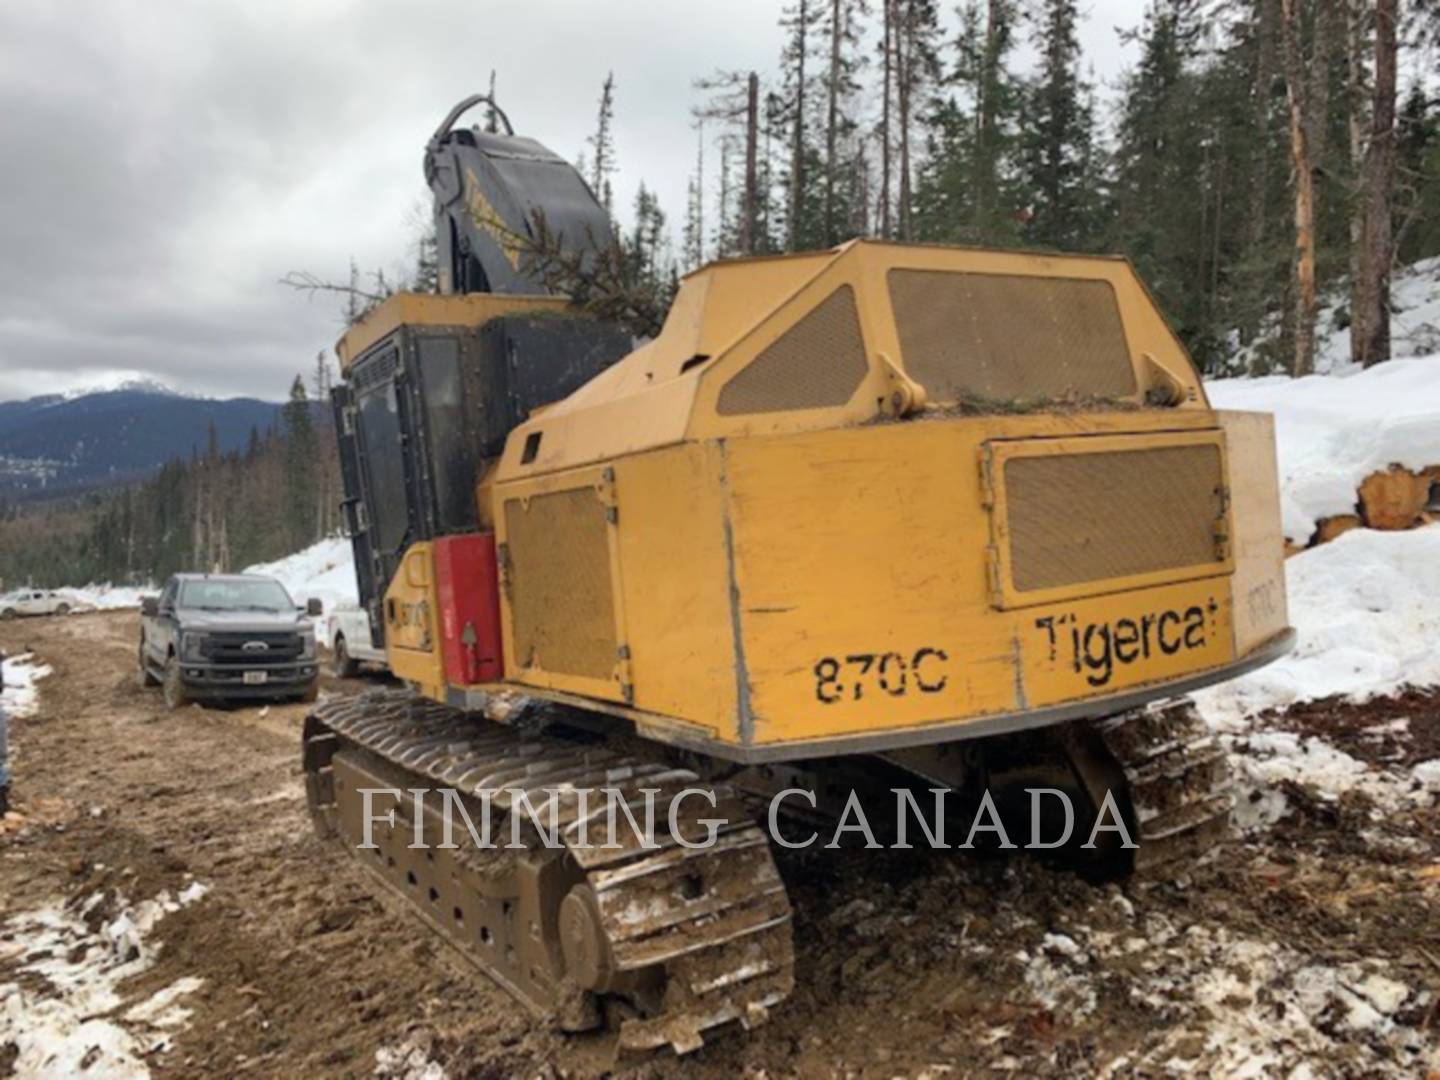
[303,96,1294,1054]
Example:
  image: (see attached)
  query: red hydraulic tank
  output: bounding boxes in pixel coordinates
[432,533,505,685]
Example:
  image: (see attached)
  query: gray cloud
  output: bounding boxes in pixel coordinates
[0,0,1139,403]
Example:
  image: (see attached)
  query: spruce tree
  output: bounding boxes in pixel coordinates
[588,73,617,214]
[282,375,317,552]
[1017,0,1098,250]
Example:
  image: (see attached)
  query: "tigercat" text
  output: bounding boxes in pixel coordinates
[1036,599,1219,687]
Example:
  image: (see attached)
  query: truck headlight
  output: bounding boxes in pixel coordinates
[300,630,317,661]
[181,632,208,661]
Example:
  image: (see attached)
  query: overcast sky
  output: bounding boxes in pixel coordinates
[0,0,1144,403]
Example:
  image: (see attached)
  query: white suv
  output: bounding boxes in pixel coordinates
[0,590,73,620]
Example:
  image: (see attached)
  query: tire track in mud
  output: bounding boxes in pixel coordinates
[0,613,555,1077]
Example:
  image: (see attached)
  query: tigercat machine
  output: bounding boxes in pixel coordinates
[305,95,1294,1055]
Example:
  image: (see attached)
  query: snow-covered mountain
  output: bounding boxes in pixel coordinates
[0,383,286,500]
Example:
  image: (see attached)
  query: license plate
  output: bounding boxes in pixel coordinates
[243,671,268,686]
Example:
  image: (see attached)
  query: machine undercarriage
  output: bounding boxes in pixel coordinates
[303,689,1232,1055]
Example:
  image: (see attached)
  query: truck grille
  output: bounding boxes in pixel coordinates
[201,631,304,665]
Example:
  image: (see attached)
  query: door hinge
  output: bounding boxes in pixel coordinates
[978,446,997,509]
[985,544,1004,607]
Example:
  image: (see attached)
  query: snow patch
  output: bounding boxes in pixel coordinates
[0,884,210,1078]
[375,1034,448,1079]
[1196,525,1440,724]
[54,584,151,611]
[54,374,188,402]
[56,535,359,620]
[1,652,52,719]
[1027,915,1434,1076]
[1226,731,1432,817]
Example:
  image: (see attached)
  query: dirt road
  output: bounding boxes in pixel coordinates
[2,612,1438,1077]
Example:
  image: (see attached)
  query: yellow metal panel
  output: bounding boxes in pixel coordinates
[1217,410,1289,655]
[502,485,619,682]
[494,465,628,704]
[491,239,1212,485]
[1017,576,1235,707]
[611,444,739,741]
[722,422,1017,743]
[383,543,447,699]
[721,418,1244,748]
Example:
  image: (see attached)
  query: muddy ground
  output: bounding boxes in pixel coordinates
[1,611,1437,1078]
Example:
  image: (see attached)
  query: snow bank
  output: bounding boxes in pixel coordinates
[1208,355,1440,545]
[245,535,357,630]
[1317,255,1440,373]
[1235,255,1440,377]
[0,885,210,1078]
[55,584,149,611]
[54,537,359,620]
[2,652,52,719]
[1197,525,1440,725]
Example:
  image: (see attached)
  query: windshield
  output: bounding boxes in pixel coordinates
[178,579,295,613]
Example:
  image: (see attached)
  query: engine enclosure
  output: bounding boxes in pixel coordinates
[343,240,1294,764]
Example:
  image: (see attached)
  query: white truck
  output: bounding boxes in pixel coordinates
[0,590,73,620]
[326,606,387,677]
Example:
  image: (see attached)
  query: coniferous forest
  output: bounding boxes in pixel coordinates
[608,0,1439,378]
[2,0,1438,590]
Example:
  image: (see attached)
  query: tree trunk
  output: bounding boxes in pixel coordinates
[1308,0,1333,164]
[1359,0,1397,367]
[1243,0,1276,345]
[789,0,809,251]
[825,0,841,244]
[897,0,912,239]
[1281,0,1317,377]
[880,0,892,238]
[1347,0,1369,364]
[974,0,1001,232]
[742,73,760,254]
[717,138,732,256]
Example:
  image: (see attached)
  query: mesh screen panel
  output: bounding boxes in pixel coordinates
[503,489,618,679]
[887,271,1136,401]
[717,285,868,415]
[1005,445,1224,591]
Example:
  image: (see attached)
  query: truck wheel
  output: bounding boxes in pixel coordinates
[162,657,191,710]
[299,682,320,704]
[138,642,161,688]
[55,603,71,615]
[1,609,14,620]
[331,635,360,679]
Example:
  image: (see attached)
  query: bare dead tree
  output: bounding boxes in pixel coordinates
[279,270,392,325]
[694,70,763,255]
[1280,0,1318,377]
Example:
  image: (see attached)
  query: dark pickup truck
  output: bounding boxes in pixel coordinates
[139,573,322,708]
